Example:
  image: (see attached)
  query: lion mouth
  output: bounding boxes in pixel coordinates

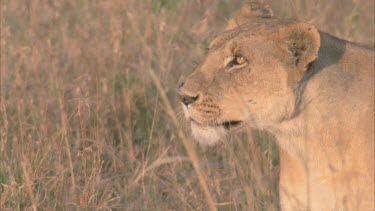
[190,118,242,130]
[221,121,242,129]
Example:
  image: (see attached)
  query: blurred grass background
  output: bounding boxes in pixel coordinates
[0,0,373,210]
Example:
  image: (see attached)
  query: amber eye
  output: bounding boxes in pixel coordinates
[235,56,246,65]
[227,56,247,68]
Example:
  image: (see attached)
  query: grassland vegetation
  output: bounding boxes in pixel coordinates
[0,0,373,210]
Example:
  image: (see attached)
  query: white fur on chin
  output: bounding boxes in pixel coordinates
[190,122,227,146]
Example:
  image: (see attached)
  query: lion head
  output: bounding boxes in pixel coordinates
[177,2,320,145]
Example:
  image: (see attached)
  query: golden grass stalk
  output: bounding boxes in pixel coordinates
[149,67,218,211]
[21,158,38,211]
[57,86,76,198]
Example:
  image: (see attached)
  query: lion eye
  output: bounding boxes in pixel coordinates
[227,56,247,68]
[235,56,246,65]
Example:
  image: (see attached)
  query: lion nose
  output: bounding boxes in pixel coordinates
[178,93,199,106]
[177,82,199,106]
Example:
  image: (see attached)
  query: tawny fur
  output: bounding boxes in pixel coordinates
[178,2,374,211]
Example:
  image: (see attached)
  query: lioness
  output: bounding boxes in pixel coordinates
[177,2,374,211]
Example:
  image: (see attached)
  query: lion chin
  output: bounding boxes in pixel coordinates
[190,122,227,146]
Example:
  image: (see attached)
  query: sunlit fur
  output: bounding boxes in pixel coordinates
[179,2,374,211]
[190,122,227,146]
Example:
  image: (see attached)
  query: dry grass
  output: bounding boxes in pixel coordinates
[0,0,373,210]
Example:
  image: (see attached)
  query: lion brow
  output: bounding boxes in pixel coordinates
[208,30,242,50]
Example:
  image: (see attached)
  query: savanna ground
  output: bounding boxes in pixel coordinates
[0,0,373,210]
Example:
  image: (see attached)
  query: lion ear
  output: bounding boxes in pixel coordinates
[277,22,321,71]
[226,2,273,30]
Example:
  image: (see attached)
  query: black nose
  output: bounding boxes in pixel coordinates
[177,82,199,106]
[178,93,199,106]
[178,81,185,89]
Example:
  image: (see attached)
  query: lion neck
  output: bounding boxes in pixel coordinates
[267,32,350,162]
